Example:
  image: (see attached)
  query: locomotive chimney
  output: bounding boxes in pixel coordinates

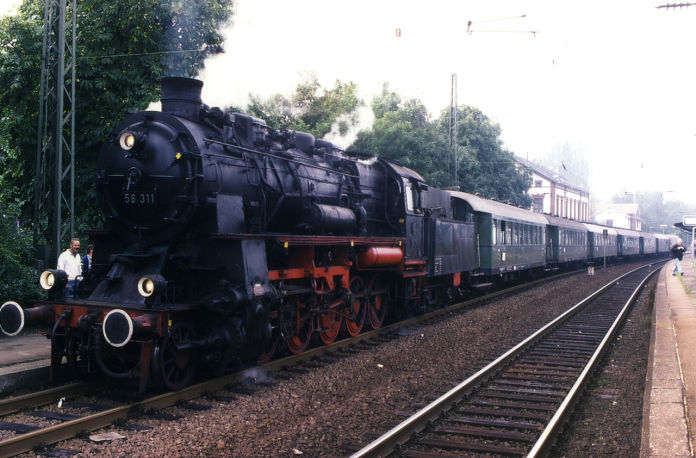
[161,77,204,121]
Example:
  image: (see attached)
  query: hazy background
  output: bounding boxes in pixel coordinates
[3,0,695,204]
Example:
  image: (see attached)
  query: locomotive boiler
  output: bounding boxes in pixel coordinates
[0,77,474,391]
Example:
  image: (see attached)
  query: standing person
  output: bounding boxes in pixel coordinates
[57,238,82,297]
[81,244,93,278]
[671,238,685,276]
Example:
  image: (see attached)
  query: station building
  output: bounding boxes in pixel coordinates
[515,156,590,222]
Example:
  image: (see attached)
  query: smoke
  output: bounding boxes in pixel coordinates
[322,105,376,150]
[241,367,275,385]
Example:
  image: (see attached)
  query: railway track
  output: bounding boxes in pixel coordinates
[347,261,664,458]
[0,262,655,457]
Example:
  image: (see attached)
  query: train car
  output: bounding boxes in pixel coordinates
[543,215,588,269]
[639,231,657,256]
[584,223,618,262]
[656,234,671,255]
[448,191,547,287]
[615,228,641,258]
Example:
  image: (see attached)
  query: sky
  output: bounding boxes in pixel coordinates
[2,0,695,205]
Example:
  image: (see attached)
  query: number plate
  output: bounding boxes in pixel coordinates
[123,191,157,206]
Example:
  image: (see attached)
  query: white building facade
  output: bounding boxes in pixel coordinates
[593,203,641,230]
[515,156,590,222]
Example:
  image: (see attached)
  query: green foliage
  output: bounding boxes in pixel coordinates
[248,72,362,139]
[0,0,234,222]
[612,191,696,235]
[0,200,43,305]
[444,105,532,207]
[0,0,233,301]
[351,84,450,188]
[352,86,531,205]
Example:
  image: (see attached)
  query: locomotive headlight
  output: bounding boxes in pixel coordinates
[119,131,147,152]
[137,275,166,298]
[119,132,136,150]
[39,270,68,292]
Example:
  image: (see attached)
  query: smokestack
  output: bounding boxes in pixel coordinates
[161,77,204,121]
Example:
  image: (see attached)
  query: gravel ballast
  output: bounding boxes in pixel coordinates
[13,264,656,457]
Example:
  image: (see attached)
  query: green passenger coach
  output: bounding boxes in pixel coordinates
[448,191,548,282]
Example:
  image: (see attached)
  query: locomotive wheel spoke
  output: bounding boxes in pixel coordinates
[286,313,313,354]
[151,322,198,391]
[368,274,388,329]
[318,309,342,345]
[345,276,366,337]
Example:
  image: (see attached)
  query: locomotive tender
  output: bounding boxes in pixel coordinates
[0,77,675,391]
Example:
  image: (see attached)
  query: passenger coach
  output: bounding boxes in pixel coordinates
[544,215,588,269]
[448,191,547,286]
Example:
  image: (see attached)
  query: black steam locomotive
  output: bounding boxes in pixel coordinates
[0,77,672,391]
[0,77,474,391]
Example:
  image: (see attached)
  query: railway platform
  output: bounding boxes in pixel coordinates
[0,327,51,396]
[641,257,696,457]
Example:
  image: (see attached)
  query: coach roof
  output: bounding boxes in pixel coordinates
[449,191,548,224]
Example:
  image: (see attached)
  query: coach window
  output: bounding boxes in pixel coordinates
[506,222,512,245]
[492,219,498,245]
[515,223,520,245]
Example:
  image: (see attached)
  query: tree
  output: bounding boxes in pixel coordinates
[540,142,589,190]
[438,105,532,207]
[248,72,363,139]
[612,191,696,235]
[0,199,43,304]
[350,84,451,188]
[0,0,234,233]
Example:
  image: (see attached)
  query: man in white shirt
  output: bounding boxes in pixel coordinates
[57,238,82,297]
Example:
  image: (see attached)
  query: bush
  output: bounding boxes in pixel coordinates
[0,207,43,306]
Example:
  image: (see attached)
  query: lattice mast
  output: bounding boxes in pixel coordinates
[34,0,76,268]
[449,73,458,188]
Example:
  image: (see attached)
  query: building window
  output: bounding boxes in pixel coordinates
[535,180,542,187]
[534,198,543,213]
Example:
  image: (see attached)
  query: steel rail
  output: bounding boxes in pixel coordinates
[349,261,665,458]
[0,380,116,417]
[527,262,663,457]
[0,261,654,457]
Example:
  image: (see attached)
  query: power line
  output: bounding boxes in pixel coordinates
[467,14,538,36]
[656,2,696,8]
[77,48,213,60]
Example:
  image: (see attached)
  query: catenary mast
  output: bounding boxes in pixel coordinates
[33,0,76,269]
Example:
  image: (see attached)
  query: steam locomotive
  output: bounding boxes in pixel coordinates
[0,77,673,391]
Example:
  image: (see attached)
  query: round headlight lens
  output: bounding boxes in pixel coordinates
[119,132,136,150]
[39,270,68,292]
[138,276,165,298]
[39,271,55,290]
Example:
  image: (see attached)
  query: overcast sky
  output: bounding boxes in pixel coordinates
[3,0,695,205]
